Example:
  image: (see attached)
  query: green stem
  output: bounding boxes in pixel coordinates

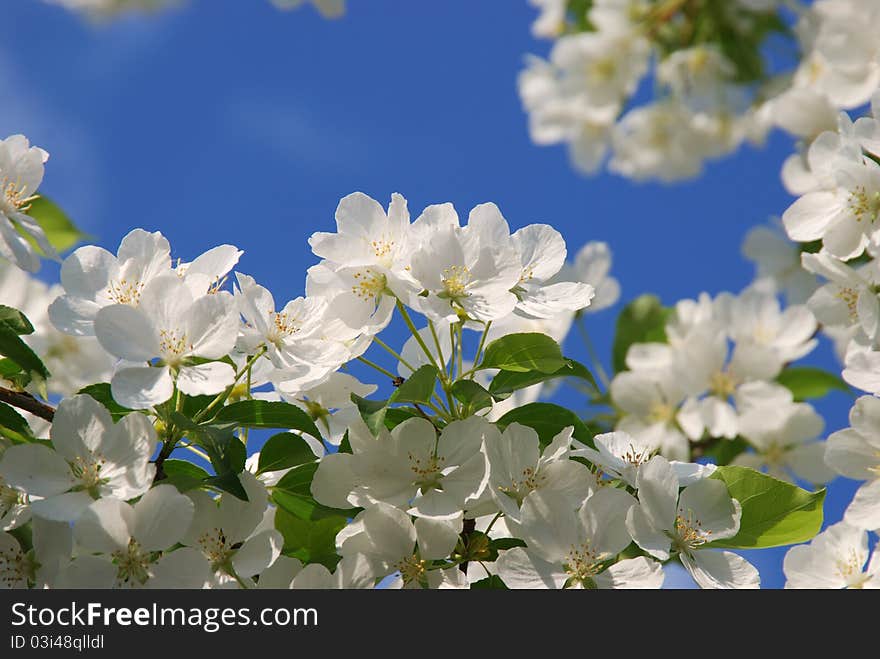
[178,442,210,461]
[373,336,418,374]
[472,321,492,372]
[455,323,464,382]
[396,300,439,369]
[576,315,610,389]
[356,355,398,381]
[0,425,30,445]
[193,347,267,423]
[427,320,448,380]
[484,511,503,535]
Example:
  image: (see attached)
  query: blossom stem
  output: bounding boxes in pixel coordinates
[427,320,448,379]
[178,442,210,461]
[356,355,398,381]
[193,346,267,423]
[372,336,418,374]
[473,321,492,372]
[456,322,464,382]
[396,300,439,370]
[576,315,610,389]
[484,511,503,535]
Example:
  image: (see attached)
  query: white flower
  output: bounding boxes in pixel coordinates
[741,221,818,304]
[72,485,213,588]
[0,395,156,521]
[626,455,759,589]
[559,241,620,313]
[734,382,834,484]
[783,158,880,260]
[485,424,594,522]
[290,554,374,589]
[409,204,521,323]
[825,395,880,530]
[94,273,239,409]
[0,474,29,532]
[311,416,490,520]
[0,135,58,272]
[235,273,347,371]
[182,473,283,584]
[270,0,345,19]
[528,0,567,38]
[841,335,880,394]
[48,229,172,336]
[801,252,879,339]
[282,371,376,446]
[496,488,663,589]
[783,521,879,589]
[337,502,465,589]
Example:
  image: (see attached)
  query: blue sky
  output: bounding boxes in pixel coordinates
[3,0,861,587]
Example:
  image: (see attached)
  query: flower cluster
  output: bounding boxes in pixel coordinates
[521,0,880,182]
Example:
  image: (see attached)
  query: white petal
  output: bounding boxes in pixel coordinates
[148,548,214,589]
[132,484,195,551]
[30,491,94,522]
[74,498,133,553]
[177,362,235,397]
[0,444,74,497]
[844,479,880,530]
[496,547,567,589]
[111,365,174,409]
[681,550,760,589]
[593,556,665,589]
[94,304,159,361]
[232,529,283,577]
[415,516,462,561]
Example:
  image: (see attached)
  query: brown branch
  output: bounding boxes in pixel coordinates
[459,517,476,574]
[0,386,55,422]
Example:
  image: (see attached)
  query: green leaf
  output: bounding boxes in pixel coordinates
[470,575,508,589]
[161,459,210,493]
[0,322,49,381]
[478,332,566,373]
[776,367,851,402]
[0,402,35,441]
[708,466,825,549]
[77,383,136,420]
[390,365,438,404]
[612,295,670,373]
[488,358,597,399]
[495,402,593,448]
[214,400,322,440]
[257,432,317,475]
[0,306,34,335]
[24,195,91,254]
[273,463,359,521]
[451,379,494,413]
[384,408,421,430]
[275,507,346,570]
[204,472,248,500]
[351,393,388,436]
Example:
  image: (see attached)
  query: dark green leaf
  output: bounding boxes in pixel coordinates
[204,472,248,500]
[384,407,421,430]
[702,437,749,466]
[0,306,34,335]
[161,459,210,493]
[470,575,508,589]
[612,294,670,373]
[390,365,438,404]
[488,358,597,399]
[478,332,565,373]
[351,393,388,436]
[0,402,34,441]
[451,379,494,413]
[0,322,49,380]
[257,432,317,475]
[77,383,136,420]
[214,400,322,440]
[777,367,851,402]
[709,466,825,549]
[495,402,593,448]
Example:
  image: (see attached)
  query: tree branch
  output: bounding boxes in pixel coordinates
[0,386,55,422]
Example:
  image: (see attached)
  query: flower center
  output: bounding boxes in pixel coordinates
[107,278,145,305]
[647,401,675,424]
[70,453,107,494]
[440,265,470,299]
[0,176,38,214]
[563,540,606,586]
[621,442,652,467]
[370,237,396,266]
[836,548,871,588]
[498,466,547,504]
[848,186,880,223]
[197,527,233,568]
[159,329,191,366]
[269,311,301,345]
[395,553,427,586]
[673,509,711,554]
[588,57,617,84]
[408,452,445,491]
[835,287,859,322]
[113,538,153,586]
[0,478,28,519]
[709,370,737,398]
[351,269,387,302]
